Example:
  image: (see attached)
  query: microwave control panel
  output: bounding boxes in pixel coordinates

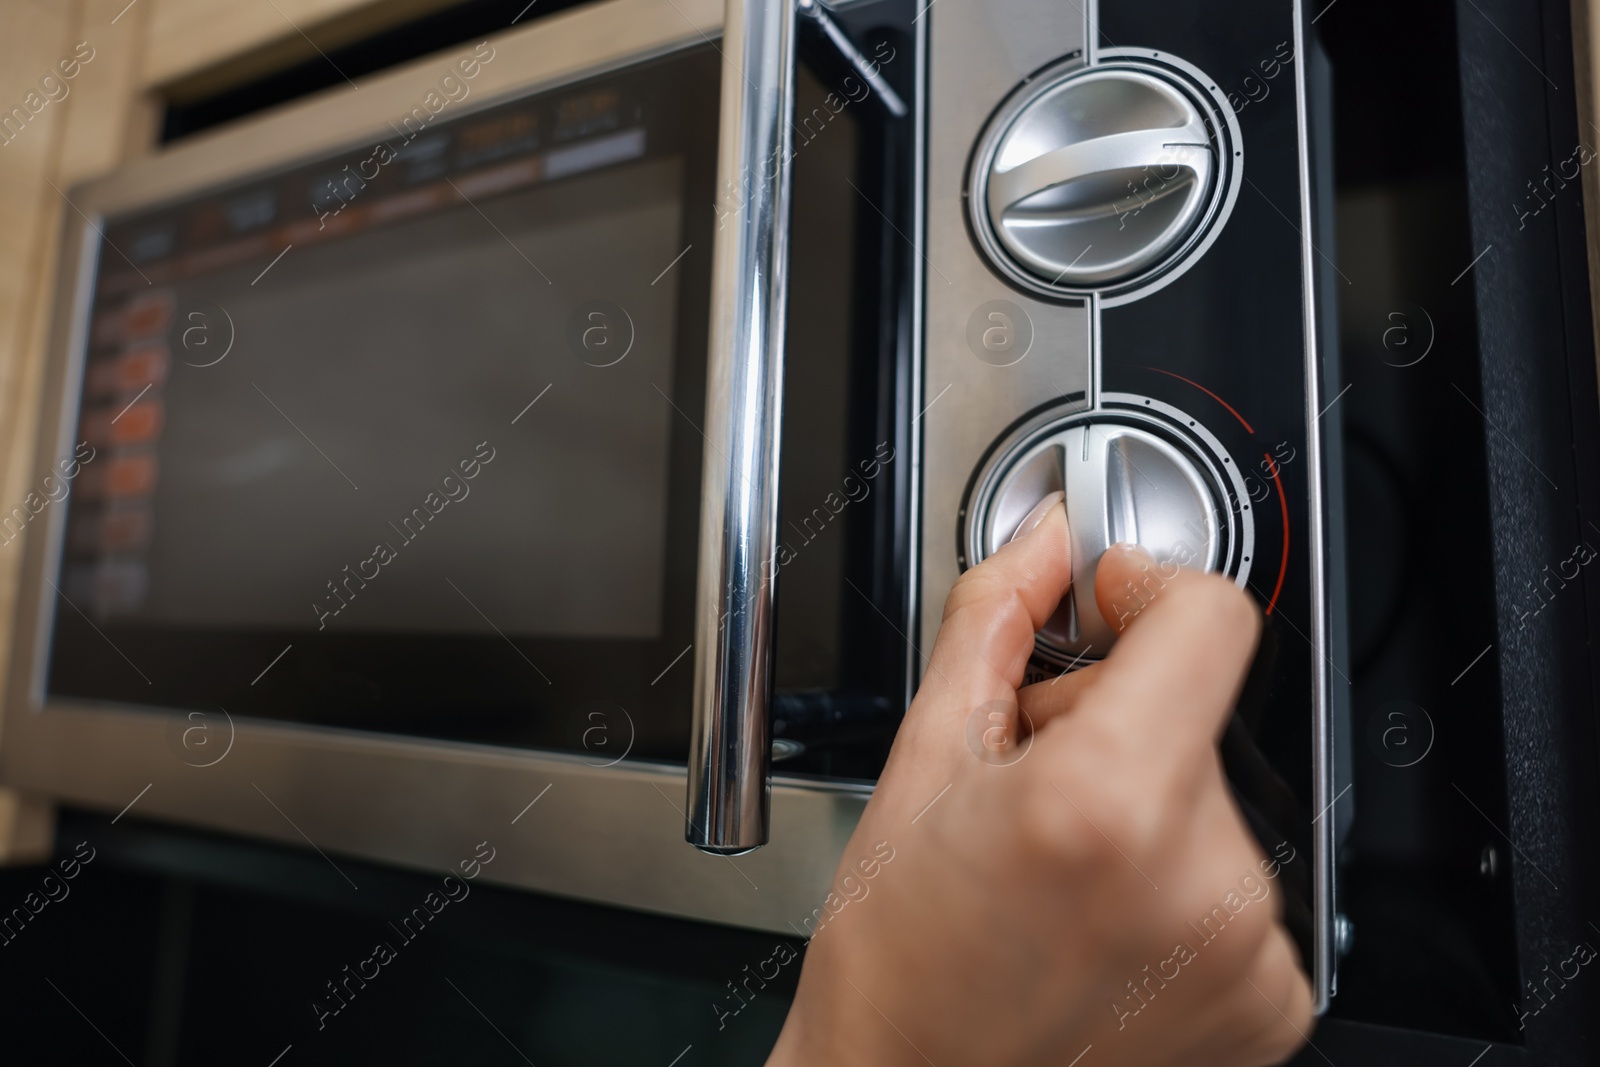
[918,0,1343,1010]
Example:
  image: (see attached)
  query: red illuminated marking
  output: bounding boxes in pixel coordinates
[1141,367,1290,615]
[1263,454,1289,617]
[1146,367,1255,435]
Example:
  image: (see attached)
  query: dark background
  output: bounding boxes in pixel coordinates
[0,812,796,1065]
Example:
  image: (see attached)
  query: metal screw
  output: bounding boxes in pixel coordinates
[1480,845,1499,878]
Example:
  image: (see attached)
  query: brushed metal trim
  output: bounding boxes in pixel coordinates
[1088,290,1102,410]
[0,697,870,930]
[918,0,1094,661]
[687,0,798,854]
[27,220,102,712]
[904,12,929,701]
[1,0,877,936]
[1291,0,1337,1014]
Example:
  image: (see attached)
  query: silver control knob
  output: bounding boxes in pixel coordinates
[966,407,1249,664]
[969,62,1226,295]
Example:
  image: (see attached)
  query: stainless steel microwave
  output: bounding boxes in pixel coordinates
[4,0,1349,1015]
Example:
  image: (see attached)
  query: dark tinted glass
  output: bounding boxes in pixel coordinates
[50,47,721,760]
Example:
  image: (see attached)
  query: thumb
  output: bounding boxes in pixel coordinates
[1085,541,1262,747]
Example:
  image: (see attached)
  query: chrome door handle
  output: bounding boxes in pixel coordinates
[686,0,798,854]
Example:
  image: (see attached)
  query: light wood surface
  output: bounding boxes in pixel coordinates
[146,0,464,101]
[0,0,135,862]
[143,0,387,88]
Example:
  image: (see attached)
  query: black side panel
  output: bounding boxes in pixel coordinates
[1316,0,1522,1044]
[1456,0,1600,1060]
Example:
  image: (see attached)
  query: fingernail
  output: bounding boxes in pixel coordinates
[1010,491,1064,543]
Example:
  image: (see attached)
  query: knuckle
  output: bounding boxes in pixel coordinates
[1019,766,1172,876]
[1016,778,1112,867]
[1096,790,1169,862]
[943,569,1030,637]
[943,568,991,621]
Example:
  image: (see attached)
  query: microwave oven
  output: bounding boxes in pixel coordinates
[10,0,1597,1051]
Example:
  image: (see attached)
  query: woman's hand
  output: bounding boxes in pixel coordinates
[767,495,1313,1067]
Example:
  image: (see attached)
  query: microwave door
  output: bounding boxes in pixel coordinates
[11,3,881,939]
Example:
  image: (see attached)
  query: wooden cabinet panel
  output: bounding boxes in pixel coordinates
[0,0,153,858]
[143,0,377,87]
[142,0,463,98]
[0,0,82,861]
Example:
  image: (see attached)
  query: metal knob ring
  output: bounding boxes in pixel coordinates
[969,59,1236,299]
[962,397,1254,667]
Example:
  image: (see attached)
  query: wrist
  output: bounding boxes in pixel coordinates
[764,1015,811,1067]
[767,1003,871,1067]
[765,951,930,1067]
